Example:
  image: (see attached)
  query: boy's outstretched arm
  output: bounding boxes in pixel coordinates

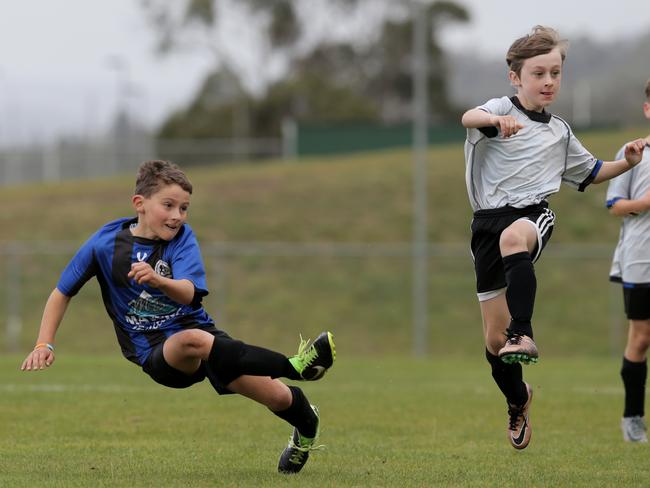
[21,288,71,371]
[593,139,646,183]
[461,108,525,138]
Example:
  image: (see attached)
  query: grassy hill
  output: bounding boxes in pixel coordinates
[1,126,646,357]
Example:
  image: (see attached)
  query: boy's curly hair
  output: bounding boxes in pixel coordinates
[506,26,568,76]
[134,160,193,197]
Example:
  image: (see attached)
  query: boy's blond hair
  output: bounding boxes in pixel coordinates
[134,160,193,197]
[506,26,568,76]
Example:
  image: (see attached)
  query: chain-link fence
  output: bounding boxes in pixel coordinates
[0,241,626,357]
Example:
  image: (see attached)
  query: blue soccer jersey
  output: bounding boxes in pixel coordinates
[57,217,215,365]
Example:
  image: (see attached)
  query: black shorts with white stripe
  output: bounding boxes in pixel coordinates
[470,202,555,298]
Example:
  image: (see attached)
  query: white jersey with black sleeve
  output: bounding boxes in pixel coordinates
[607,142,650,285]
[464,96,602,212]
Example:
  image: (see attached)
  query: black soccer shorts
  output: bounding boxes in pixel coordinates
[142,326,237,394]
[622,286,650,320]
[470,202,555,301]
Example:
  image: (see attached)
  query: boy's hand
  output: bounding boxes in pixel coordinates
[128,262,161,288]
[624,139,646,167]
[490,115,525,138]
[21,347,55,371]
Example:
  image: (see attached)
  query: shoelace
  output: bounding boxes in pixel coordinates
[507,405,524,431]
[286,436,325,464]
[295,335,318,366]
[504,331,523,345]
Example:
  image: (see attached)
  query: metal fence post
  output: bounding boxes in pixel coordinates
[411,1,429,357]
[6,243,22,352]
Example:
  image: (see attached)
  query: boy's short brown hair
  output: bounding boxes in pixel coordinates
[506,25,568,76]
[645,78,650,100]
[135,160,193,197]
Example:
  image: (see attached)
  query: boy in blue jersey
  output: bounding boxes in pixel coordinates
[607,78,650,443]
[21,159,336,474]
[462,26,646,450]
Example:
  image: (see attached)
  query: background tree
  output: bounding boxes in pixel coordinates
[141,0,469,140]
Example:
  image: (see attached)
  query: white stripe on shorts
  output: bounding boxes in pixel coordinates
[516,208,555,262]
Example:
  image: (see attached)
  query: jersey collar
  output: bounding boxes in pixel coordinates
[510,96,552,124]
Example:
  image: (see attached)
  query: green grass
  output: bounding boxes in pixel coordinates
[2,355,649,487]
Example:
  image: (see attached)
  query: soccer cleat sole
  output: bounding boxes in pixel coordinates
[326,331,336,363]
[500,353,538,365]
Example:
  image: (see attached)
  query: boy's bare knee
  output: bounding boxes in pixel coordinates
[168,329,214,357]
[633,333,650,352]
[499,229,526,254]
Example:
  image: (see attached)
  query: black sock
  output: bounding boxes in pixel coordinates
[503,252,536,339]
[272,386,318,437]
[485,349,527,406]
[208,337,301,382]
[621,357,647,417]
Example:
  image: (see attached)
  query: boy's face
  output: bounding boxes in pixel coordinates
[644,100,650,121]
[509,47,563,112]
[132,183,191,241]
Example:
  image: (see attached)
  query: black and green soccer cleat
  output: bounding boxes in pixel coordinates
[278,405,323,474]
[288,331,336,380]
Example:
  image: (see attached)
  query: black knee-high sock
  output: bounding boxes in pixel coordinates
[503,252,536,339]
[621,357,647,417]
[208,337,302,383]
[272,386,318,437]
[486,349,527,406]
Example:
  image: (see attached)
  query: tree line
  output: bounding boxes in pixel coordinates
[139,0,470,139]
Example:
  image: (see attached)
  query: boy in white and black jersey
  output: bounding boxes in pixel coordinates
[461,26,646,450]
[607,78,650,443]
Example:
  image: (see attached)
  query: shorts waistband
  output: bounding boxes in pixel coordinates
[473,201,549,218]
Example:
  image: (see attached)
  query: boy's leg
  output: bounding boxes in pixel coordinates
[481,294,532,449]
[227,376,321,474]
[498,220,540,363]
[162,329,335,382]
[209,331,336,381]
[620,319,650,442]
[481,295,528,405]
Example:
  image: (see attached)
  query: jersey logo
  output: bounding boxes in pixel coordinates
[136,251,148,262]
[154,260,172,278]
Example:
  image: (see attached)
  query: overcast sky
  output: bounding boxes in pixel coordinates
[0,0,648,146]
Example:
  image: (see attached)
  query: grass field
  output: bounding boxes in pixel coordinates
[2,129,649,486]
[2,354,649,487]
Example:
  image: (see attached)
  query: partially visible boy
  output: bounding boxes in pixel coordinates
[21,159,336,473]
[607,78,650,443]
[462,26,646,450]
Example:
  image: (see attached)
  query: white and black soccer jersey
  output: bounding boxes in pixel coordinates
[57,218,214,365]
[607,142,650,286]
[464,96,602,211]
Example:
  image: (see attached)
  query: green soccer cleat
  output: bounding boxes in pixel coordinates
[289,331,336,380]
[278,405,323,474]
